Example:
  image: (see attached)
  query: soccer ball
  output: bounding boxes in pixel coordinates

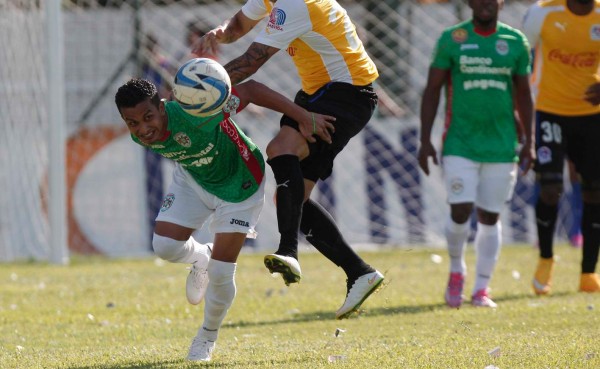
[172,58,231,117]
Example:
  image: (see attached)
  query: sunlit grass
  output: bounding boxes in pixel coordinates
[1,244,598,368]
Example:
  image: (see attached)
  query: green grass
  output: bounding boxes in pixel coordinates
[1,244,598,368]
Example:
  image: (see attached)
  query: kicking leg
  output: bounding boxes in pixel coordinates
[153,222,212,305]
[300,199,383,319]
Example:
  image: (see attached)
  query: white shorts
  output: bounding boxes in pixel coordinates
[155,164,265,238]
[442,155,517,213]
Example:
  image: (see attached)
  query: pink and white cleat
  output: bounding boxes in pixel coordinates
[471,288,497,308]
[444,272,465,308]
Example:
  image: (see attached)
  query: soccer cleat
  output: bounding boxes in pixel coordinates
[532,257,555,295]
[471,288,497,308]
[187,336,215,361]
[186,243,213,305]
[579,273,600,293]
[444,272,465,308]
[264,254,302,286]
[336,270,384,319]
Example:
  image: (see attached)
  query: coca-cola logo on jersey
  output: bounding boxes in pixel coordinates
[547,49,599,68]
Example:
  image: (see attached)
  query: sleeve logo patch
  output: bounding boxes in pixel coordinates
[160,193,175,212]
[452,29,468,43]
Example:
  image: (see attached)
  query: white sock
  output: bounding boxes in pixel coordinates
[445,217,470,274]
[198,259,237,342]
[473,222,502,294]
[152,233,210,264]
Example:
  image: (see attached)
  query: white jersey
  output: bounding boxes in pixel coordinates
[242,0,378,94]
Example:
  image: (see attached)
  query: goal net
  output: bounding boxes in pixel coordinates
[1,0,580,262]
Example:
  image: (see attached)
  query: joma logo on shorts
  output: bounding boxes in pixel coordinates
[230,218,249,227]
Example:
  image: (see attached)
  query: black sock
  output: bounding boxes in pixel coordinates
[536,199,558,259]
[300,199,374,281]
[581,203,600,274]
[267,155,304,259]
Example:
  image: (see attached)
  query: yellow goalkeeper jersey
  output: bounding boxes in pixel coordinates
[522,0,600,116]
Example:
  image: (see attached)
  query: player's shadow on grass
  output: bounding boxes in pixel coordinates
[68,360,181,369]
[68,356,309,369]
[228,290,576,328]
[226,301,451,328]
[365,290,574,316]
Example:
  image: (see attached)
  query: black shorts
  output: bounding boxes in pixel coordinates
[534,111,600,185]
[280,82,378,182]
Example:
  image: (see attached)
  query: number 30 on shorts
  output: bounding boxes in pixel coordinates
[539,120,562,144]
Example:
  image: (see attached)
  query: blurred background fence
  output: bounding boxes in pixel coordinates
[1,0,578,262]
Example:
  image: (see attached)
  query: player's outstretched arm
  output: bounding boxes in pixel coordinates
[223,42,279,85]
[235,80,336,144]
[191,10,260,57]
[418,67,446,176]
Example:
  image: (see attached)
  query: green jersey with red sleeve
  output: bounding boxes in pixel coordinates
[132,89,265,203]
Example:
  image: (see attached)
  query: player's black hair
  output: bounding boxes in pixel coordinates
[115,78,160,113]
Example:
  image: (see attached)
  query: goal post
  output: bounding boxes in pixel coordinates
[47,0,69,265]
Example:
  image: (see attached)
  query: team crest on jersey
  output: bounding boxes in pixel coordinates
[451,29,468,43]
[160,193,175,212]
[223,95,240,115]
[495,39,509,56]
[267,7,285,31]
[174,132,191,148]
[537,146,552,164]
[450,177,464,195]
[591,25,600,40]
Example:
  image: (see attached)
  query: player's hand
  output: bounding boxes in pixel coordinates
[584,83,600,105]
[299,111,336,144]
[418,141,438,176]
[518,141,535,176]
[191,27,224,58]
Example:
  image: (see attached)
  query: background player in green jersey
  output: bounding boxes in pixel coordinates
[418,0,535,308]
[114,77,334,362]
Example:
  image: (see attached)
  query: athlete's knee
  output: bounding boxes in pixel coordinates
[266,130,307,159]
[538,183,563,205]
[450,203,473,224]
[152,233,184,262]
[582,179,600,203]
[476,209,500,225]
[266,139,287,158]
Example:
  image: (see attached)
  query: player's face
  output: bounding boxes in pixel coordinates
[469,0,503,25]
[120,98,167,145]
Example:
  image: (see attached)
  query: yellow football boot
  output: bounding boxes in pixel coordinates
[532,257,555,295]
[579,273,600,293]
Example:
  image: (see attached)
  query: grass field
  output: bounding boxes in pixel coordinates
[1,244,598,368]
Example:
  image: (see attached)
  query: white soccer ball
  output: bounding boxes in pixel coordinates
[172,58,231,117]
